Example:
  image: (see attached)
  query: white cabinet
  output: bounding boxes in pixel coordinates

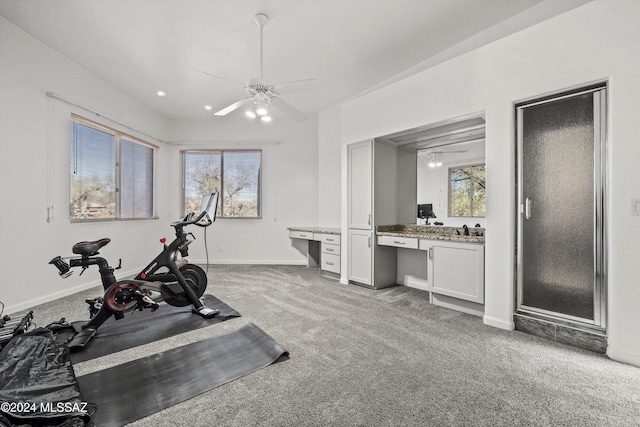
[289,230,314,240]
[423,240,485,304]
[346,139,399,289]
[317,233,341,275]
[348,229,373,286]
[377,235,419,250]
[348,141,373,229]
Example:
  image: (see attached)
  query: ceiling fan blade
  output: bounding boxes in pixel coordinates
[194,69,245,88]
[271,97,307,123]
[215,97,253,116]
[273,78,317,88]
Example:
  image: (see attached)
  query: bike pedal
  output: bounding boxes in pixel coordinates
[193,306,219,319]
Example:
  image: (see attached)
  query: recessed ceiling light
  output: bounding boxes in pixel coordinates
[204,105,213,111]
[157,90,166,97]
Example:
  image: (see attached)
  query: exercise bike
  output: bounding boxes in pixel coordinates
[49,192,220,351]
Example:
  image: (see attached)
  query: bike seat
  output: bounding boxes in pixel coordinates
[72,238,111,256]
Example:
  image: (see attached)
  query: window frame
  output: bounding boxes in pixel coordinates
[70,114,157,222]
[181,149,263,219]
[447,162,486,218]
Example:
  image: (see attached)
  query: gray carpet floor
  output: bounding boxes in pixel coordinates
[15,265,640,426]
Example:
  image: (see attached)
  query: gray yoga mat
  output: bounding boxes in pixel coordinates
[77,323,288,427]
[69,294,240,363]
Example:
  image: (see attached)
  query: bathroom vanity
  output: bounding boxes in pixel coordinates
[377,225,485,316]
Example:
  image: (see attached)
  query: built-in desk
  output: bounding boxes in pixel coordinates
[288,227,341,279]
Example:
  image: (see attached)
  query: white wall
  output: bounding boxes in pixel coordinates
[0,16,171,312]
[318,105,342,227]
[331,0,640,366]
[166,115,319,264]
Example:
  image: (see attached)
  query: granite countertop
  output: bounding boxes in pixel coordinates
[288,226,341,235]
[376,224,485,244]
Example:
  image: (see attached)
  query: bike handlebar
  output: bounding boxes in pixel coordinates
[171,192,218,229]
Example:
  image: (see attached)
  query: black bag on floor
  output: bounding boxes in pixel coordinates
[0,328,94,427]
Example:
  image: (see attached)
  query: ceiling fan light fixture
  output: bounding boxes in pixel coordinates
[261,115,272,122]
[204,105,213,111]
[245,110,257,118]
[256,107,268,116]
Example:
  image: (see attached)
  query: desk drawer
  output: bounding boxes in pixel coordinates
[321,253,340,274]
[289,230,314,240]
[315,233,341,245]
[377,235,419,249]
[321,242,341,256]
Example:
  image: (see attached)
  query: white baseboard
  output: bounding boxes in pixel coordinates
[188,259,308,266]
[433,293,484,317]
[607,346,640,368]
[400,277,430,292]
[5,263,312,315]
[4,267,141,315]
[484,315,515,330]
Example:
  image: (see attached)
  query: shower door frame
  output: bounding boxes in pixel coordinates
[515,83,607,329]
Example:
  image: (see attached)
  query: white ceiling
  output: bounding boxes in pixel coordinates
[0,0,588,121]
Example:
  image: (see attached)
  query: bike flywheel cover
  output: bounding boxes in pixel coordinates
[104,281,142,313]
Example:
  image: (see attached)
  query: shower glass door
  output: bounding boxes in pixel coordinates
[516,85,606,327]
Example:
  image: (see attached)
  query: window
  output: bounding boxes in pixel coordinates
[183,150,261,218]
[448,163,486,217]
[70,115,156,221]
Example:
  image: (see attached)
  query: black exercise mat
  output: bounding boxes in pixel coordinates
[70,294,240,363]
[77,322,289,427]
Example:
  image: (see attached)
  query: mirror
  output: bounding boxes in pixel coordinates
[378,113,486,228]
[417,139,485,227]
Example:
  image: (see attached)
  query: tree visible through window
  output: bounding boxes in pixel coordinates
[70,115,155,221]
[449,164,486,217]
[183,150,261,218]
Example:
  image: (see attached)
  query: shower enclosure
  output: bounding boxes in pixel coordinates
[515,84,607,350]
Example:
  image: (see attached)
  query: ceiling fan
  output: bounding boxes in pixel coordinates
[422,149,468,167]
[196,13,314,123]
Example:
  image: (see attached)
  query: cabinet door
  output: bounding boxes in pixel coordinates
[348,140,372,229]
[348,229,372,286]
[428,242,484,304]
